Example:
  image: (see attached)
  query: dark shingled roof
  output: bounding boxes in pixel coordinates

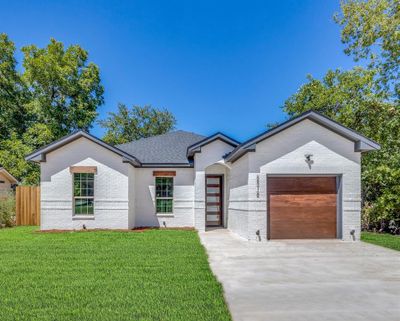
[116,130,206,165]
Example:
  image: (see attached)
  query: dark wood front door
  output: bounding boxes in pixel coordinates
[267,176,337,239]
[206,175,223,227]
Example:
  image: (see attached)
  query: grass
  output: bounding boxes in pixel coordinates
[361,231,400,251]
[0,227,231,321]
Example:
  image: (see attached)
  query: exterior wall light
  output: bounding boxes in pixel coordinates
[350,229,356,241]
[305,154,314,169]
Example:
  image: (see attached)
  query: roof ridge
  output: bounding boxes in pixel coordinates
[116,130,206,147]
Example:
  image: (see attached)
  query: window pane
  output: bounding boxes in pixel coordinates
[207,205,220,212]
[87,181,94,189]
[156,199,173,213]
[74,181,81,196]
[73,173,95,215]
[74,198,94,215]
[207,177,220,184]
[87,199,94,214]
[155,177,173,197]
[207,187,219,194]
[207,196,220,203]
[75,199,84,214]
[155,177,173,213]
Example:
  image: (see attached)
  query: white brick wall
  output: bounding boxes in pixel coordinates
[227,154,250,239]
[228,119,362,241]
[128,166,136,229]
[133,168,195,228]
[40,137,130,230]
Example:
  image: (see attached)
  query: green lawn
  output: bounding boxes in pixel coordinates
[361,231,400,251]
[0,227,231,321]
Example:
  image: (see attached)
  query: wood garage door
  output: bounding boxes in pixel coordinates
[267,177,337,239]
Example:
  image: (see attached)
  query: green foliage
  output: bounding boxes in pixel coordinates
[0,34,104,184]
[0,34,30,139]
[361,232,400,251]
[0,227,232,321]
[335,0,400,98]
[283,67,400,231]
[99,103,177,145]
[0,125,53,184]
[22,38,104,137]
[284,0,400,231]
[0,193,15,227]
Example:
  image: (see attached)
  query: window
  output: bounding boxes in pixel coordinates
[0,180,5,184]
[73,173,94,215]
[155,177,173,213]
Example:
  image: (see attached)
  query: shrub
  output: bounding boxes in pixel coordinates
[0,192,16,227]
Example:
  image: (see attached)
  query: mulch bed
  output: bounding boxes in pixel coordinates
[36,226,195,233]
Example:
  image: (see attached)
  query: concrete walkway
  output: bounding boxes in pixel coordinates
[199,229,400,321]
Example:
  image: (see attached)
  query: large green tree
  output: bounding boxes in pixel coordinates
[0,34,104,184]
[22,38,104,137]
[281,0,400,232]
[0,34,29,139]
[99,104,177,145]
[283,68,400,231]
[335,0,400,98]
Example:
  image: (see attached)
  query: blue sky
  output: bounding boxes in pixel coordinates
[1,0,357,142]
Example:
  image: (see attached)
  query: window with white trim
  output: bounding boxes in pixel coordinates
[155,177,173,213]
[73,173,94,215]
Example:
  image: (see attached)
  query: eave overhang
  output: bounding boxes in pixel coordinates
[187,132,240,157]
[25,131,142,167]
[225,110,381,163]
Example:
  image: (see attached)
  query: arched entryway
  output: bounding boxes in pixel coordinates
[204,163,230,228]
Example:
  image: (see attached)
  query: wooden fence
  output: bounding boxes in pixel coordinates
[16,186,40,226]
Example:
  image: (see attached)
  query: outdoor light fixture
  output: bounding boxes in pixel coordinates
[305,153,314,169]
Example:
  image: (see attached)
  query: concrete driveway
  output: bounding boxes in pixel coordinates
[199,229,400,321]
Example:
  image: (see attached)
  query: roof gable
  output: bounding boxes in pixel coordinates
[25,131,142,166]
[225,110,380,163]
[187,132,240,157]
[0,167,19,184]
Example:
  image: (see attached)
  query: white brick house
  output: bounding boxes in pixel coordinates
[26,111,380,241]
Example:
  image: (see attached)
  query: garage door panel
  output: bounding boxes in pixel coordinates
[268,177,337,239]
[270,222,336,239]
[268,177,336,193]
[270,210,336,222]
[269,194,337,207]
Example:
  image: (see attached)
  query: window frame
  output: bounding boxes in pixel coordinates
[155,176,174,214]
[72,172,95,216]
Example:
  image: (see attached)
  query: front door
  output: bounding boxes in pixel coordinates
[205,175,223,227]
